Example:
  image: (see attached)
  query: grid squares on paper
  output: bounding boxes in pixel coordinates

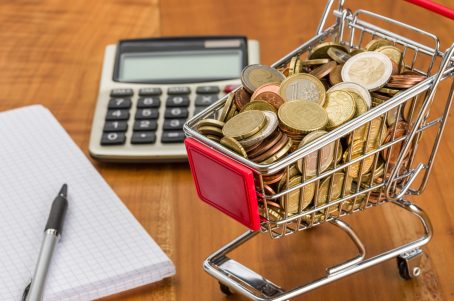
[0,105,175,300]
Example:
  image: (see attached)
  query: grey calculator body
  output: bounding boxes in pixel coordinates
[89,36,260,162]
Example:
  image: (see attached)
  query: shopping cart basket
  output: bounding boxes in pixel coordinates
[183,0,454,300]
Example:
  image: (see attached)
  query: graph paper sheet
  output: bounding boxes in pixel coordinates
[0,105,175,300]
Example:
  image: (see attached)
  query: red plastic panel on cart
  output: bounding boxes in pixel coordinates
[185,138,260,230]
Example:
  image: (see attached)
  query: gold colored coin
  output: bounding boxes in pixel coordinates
[323,90,356,129]
[350,48,366,56]
[279,73,326,105]
[206,135,221,143]
[218,93,234,122]
[365,39,393,51]
[349,91,368,117]
[295,59,302,74]
[296,130,334,177]
[260,137,293,164]
[344,140,375,178]
[279,100,328,134]
[225,102,238,121]
[280,176,315,213]
[375,45,403,66]
[288,56,298,76]
[220,136,248,158]
[198,125,223,137]
[241,64,285,93]
[197,118,225,129]
[350,117,387,146]
[378,87,400,95]
[309,42,349,59]
[277,164,301,192]
[222,110,266,140]
[301,58,330,66]
[241,100,277,113]
[317,172,353,211]
[360,159,385,183]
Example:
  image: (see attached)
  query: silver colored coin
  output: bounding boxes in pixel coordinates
[341,52,393,91]
[239,111,279,148]
[327,47,351,64]
[241,64,285,93]
[327,81,372,108]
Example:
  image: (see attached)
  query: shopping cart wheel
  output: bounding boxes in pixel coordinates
[219,282,233,296]
[396,249,423,280]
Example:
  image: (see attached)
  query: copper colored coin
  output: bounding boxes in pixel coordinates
[263,171,286,185]
[263,184,276,196]
[390,75,427,81]
[252,133,289,163]
[252,91,285,110]
[251,83,281,99]
[234,87,251,110]
[248,131,283,158]
[329,64,343,85]
[310,61,337,79]
[371,92,390,101]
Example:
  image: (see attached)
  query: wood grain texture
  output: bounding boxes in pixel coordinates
[0,0,454,300]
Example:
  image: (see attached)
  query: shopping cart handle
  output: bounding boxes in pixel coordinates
[404,0,454,20]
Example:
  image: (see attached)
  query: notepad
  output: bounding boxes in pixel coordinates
[0,105,175,300]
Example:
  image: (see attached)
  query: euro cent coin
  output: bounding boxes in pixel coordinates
[279,100,328,134]
[241,64,285,93]
[222,110,266,140]
[323,90,356,129]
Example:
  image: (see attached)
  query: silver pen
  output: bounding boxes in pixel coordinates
[22,184,69,301]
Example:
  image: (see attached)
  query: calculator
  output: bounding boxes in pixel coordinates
[88,36,260,162]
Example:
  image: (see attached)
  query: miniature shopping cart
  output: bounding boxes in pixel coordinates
[183,0,454,300]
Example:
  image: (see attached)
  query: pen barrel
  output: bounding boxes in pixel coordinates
[26,230,59,301]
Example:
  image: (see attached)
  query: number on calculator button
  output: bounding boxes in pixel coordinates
[137,97,160,108]
[161,131,185,143]
[133,120,157,131]
[104,121,128,132]
[166,95,189,107]
[195,95,219,106]
[106,109,130,121]
[163,119,185,130]
[135,109,159,119]
[108,98,132,109]
[101,132,126,145]
[165,108,188,119]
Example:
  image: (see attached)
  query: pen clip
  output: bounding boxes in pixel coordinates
[21,279,32,301]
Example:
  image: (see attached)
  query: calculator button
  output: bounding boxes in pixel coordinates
[166,95,190,107]
[161,131,185,143]
[163,119,186,130]
[167,86,191,95]
[131,132,156,144]
[193,107,207,116]
[165,108,188,119]
[137,97,161,108]
[195,95,219,106]
[104,121,128,132]
[106,109,130,121]
[101,132,126,145]
[139,87,162,96]
[108,98,132,109]
[135,109,159,120]
[110,88,133,97]
[196,86,220,94]
[134,120,158,131]
[224,84,240,93]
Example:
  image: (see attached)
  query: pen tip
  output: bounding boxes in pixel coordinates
[59,184,68,198]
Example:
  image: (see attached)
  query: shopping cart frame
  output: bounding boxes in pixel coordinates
[184,0,454,299]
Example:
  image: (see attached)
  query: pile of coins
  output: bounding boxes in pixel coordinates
[195,38,427,222]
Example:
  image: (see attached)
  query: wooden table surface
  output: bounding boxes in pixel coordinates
[1,1,454,300]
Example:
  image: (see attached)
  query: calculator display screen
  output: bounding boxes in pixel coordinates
[118,50,242,82]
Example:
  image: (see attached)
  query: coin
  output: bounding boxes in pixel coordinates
[341,52,393,91]
[222,110,266,140]
[301,58,330,66]
[241,100,277,113]
[241,64,285,93]
[310,61,337,79]
[252,133,289,163]
[252,91,284,110]
[323,90,356,129]
[206,135,221,143]
[327,47,351,63]
[225,102,238,121]
[344,140,375,177]
[239,111,279,148]
[350,117,387,146]
[360,159,385,183]
[279,100,328,134]
[349,92,368,117]
[220,136,248,158]
[329,64,343,85]
[198,125,224,137]
[280,176,315,213]
[327,81,371,108]
[309,42,349,59]
[382,122,408,165]
[279,73,326,105]
[375,45,402,66]
[297,130,334,177]
[260,137,293,164]
[288,56,298,76]
[251,82,281,100]
[248,131,283,158]
[277,164,301,192]
[218,93,234,122]
[196,118,225,129]
[233,87,251,110]
[377,87,400,95]
[350,48,366,56]
[262,169,286,185]
[316,172,353,211]
[365,39,394,51]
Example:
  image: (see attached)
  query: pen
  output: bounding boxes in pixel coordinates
[22,184,69,301]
